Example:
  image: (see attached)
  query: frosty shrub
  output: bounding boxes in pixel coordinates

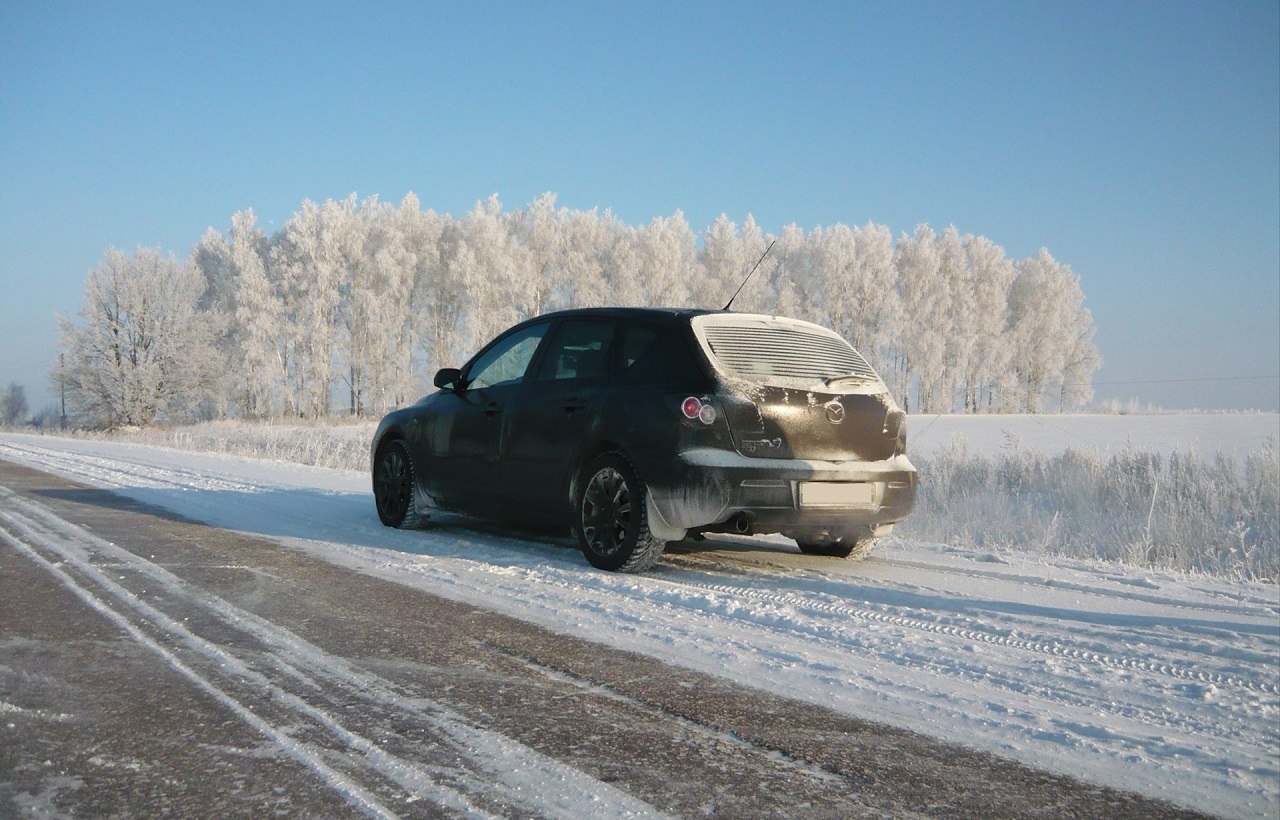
[70,419,377,472]
[901,436,1280,582]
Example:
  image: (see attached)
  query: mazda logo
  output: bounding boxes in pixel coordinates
[824,401,845,424]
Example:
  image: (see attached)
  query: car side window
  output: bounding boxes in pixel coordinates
[535,320,614,381]
[465,323,550,389]
[618,324,660,370]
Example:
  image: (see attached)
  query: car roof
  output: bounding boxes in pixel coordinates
[525,307,719,324]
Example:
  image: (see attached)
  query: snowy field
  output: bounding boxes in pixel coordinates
[910,412,1279,457]
[1,417,1278,818]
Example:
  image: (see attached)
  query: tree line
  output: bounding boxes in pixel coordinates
[55,192,1100,428]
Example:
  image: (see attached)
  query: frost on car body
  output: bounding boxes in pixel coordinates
[371,307,916,571]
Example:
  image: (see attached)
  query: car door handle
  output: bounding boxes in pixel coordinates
[483,402,503,416]
[561,398,588,413]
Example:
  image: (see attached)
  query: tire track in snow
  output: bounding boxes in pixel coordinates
[0,485,667,819]
[653,559,1278,697]
[6,435,1273,702]
[3,435,1275,817]
[7,435,1272,699]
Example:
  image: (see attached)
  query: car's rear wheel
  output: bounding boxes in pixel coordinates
[373,440,425,529]
[795,531,875,559]
[574,453,666,573]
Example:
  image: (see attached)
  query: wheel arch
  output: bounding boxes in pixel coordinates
[370,426,407,476]
[566,439,625,506]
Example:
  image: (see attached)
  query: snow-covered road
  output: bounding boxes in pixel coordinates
[1,432,1276,818]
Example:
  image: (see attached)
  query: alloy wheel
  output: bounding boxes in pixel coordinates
[375,447,411,523]
[581,466,632,556]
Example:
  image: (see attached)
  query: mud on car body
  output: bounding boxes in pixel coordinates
[371,307,916,573]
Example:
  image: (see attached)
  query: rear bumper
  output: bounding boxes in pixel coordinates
[645,448,917,540]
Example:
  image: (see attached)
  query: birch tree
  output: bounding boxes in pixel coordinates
[0,383,28,426]
[56,247,223,428]
[1007,249,1093,412]
[513,192,562,316]
[559,207,618,309]
[697,214,748,309]
[961,234,1018,411]
[895,226,950,412]
[63,190,1105,419]
[807,223,900,372]
[229,210,289,417]
[348,198,417,415]
[454,195,528,351]
[634,211,699,308]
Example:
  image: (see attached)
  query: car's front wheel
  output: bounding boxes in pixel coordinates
[373,439,426,529]
[573,453,666,573]
[795,530,875,559]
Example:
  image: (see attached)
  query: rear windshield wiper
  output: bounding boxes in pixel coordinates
[824,374,876,387]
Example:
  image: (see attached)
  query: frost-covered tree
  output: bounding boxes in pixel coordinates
[392,193,449,384]
[346,197,419,415]
[228,210,289,417]
[895,226,950,412]
[188,226,237,414]
[1060,303,1103,409]
[273,196,363,417]
[703,214,775,313]
[1006,249,1097,412]
[558,207,620,309]
[191,227,234,314]
[63,191,1102,419]
[597,217,643,307]
[454,195,530,351]
[961,234,1018,411]
[0,383,28,426]
[634,211,699,308]
[697,214,748,309]
[411,210,465,375]
[804,223,900,376]
[933,226,970,409]
[56,247,223,428]
[512,192,563,316]
[768,223,811,323]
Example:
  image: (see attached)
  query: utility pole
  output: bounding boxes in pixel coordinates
[60,353,66,430]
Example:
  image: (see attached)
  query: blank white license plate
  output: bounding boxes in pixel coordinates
[798,481,876,508]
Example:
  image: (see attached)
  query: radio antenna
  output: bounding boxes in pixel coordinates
[722,239,777,311]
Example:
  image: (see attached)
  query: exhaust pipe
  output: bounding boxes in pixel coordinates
[732,512,755,534]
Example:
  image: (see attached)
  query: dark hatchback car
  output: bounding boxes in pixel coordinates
[371,308,916,572]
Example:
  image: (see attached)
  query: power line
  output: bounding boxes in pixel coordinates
[947,374,1278,393]
[1090,375,1278,387]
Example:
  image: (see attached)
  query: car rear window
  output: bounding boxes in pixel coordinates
[691,314,881,383]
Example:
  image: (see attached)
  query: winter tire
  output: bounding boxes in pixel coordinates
[574,453,667,573]
[373,439,426,529]
[795,530,875,559]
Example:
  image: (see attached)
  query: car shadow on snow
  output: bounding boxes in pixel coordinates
[31,484,584,566]
[31,481,812,576]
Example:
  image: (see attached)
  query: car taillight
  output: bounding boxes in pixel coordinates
[883,410,906,439]
[681,396,718,425]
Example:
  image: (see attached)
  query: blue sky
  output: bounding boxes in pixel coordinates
[2,1,1277,412]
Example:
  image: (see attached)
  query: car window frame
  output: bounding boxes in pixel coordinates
[460,320,553,391]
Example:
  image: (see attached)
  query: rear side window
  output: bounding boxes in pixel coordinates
[618,320,704,385]
[618,324,659,370]
[535,319,614,381]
